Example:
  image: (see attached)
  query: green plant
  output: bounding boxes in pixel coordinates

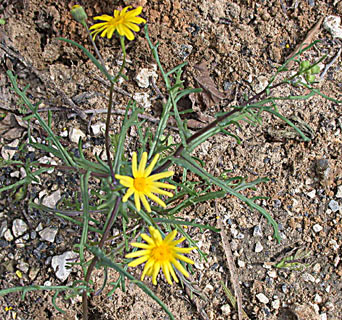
[0,5,340,320]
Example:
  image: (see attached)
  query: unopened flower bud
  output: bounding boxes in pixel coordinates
[71,5,87,26]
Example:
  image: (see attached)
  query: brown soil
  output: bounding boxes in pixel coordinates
[0,0,341,319]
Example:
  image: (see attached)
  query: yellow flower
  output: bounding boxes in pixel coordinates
[126,226,196,285]
[89,6,146,41]
[115,152,176,212]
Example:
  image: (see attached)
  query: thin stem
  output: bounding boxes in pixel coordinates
[82,196,121,320]
[105,82,116,182]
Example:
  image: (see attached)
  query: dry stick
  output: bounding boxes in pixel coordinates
[320,47,342,79]
[285,17,323,68]
[217,213,243,320]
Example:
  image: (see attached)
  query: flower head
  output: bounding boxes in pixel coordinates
[89,6,146,41]
[71,5,88,26]
[126,226,196,285]
[115,152,176,212]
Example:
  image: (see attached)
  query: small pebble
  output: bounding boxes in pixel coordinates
[313,224,323,233]
[4,229,14,242]
[328,200,339,212]
[321,313,327,320]
[302,272,316,282]
[255,241,264,253]
[253,225,263,237]
[256,293,269,304]
[42,190,61,208]
[267,270,277,278]
[221,304,231,316]
[272,299,280,309]
[39,227,58,243]
[307,190,316,199]
[314,294,322,304]
[12,219,28,237]
[237,260,246,268]
[69,128,86,144]
[336,185,342,198]
[51,251,78,281]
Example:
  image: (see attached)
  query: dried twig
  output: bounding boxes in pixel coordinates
[286,17,324,68]
[320,47,342,79]
[217,209,243,320]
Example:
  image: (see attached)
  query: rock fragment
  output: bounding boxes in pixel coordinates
[12,219,28,237]
[51,251,78,282]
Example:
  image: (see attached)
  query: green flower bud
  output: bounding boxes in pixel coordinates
[300,60,310,71]
[310,65,320,74]
[71,5,87,26]
[306,74,316,83]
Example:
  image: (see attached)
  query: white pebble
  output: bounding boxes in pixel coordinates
[256,293,269,304]
[221,304,231,316]
[12,219,28,237]
[69,128,86,144]
[255,241,264,253]
[237,260,246,268]
[336,185,342,198]
[313,224,323,233]
[314,294,322,303]
[39,227,58,243]
[272,299,280,309]
[51,251,78,282]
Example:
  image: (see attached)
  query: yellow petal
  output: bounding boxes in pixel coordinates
[125,22,140,32]
[122,188,134,202]
[93,15,113,21]
[121,6,132,15]
[132,152,138,177]
[170,237,186,246]
[164,230,177,243]
[162,262,172,285]
[174,254,195,265]
[152,261,161,285]
[141,259,154,280]
[167,261,179,283]
[128,17,146,24]
[172,259,190,278]
[149,226,163,244]
[141,233,155,245]
[125,250,149,258]
[140,193,151,212]
[144,154,159,177]
[146,171,174,182]
[121,24,135,40]
[153,182,177,190]
[174,247,196,254]
[149,187,174,197]
[127,255,149,267]
[134,191,141,211]
[125,6,142,18]
[138,152,148,176]
[130,242,151,249]
[146,192,166,208]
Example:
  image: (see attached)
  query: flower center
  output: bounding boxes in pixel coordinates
[151,245,172,262]
[110,17,125,26]
[133,177,148,192]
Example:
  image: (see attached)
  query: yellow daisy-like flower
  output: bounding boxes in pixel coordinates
[115,152,176,212]
[126,226,196,285]
[89,6,146,41]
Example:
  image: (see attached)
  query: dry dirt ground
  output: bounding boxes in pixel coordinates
[0,0,342,319]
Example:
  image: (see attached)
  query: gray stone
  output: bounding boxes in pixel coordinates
[51,251,78,281]
[328,200,339,212]
[12,219,28,237]
[0,220,7,237]
[272,299,280,309]
[323,16,342,39]
[91,122,105,136]
[135,65,158,88]
[39,227,58,243]
[4,229,14,242]
[69,127,86,144]
[253,225,263,237]
[1,139,19,160]
[42,190,61,208]
[302,272,316,282]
